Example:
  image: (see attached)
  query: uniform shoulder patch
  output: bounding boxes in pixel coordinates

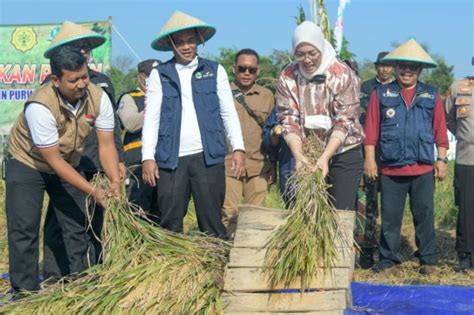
[418,92,435,99]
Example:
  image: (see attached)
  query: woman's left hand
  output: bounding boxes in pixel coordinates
[315,156,329,177]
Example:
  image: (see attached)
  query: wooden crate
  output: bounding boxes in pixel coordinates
[223,205,355,314]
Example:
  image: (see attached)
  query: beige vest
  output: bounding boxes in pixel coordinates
[9,82,103,173]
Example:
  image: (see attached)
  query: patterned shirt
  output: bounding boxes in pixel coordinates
[276,59,364,154]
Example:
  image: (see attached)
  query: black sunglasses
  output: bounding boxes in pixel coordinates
[236,65,258,74]
[397,63,421,71]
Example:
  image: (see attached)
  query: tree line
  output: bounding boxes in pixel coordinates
[108,45,454,102]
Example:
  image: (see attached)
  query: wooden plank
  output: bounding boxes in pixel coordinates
[223,267,350,292]
[237,207,288,230]
[237,205,355,232]
[222,290,347,312]
[233,226,353,249]
[233,228,274,248]
[228,247,352,268]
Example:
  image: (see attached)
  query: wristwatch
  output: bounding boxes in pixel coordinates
[436,157,448,163]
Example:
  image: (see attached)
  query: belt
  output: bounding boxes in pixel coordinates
[124,140,142,152]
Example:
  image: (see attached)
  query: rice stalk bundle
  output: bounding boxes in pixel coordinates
[264,134,349,291]
[1,176,229,314]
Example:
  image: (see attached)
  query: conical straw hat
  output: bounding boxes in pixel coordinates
[151,11,215,51]
[382,39,437,68]
[44,21,106,58]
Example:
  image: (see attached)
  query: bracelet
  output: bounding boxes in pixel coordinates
[436,157,448,163]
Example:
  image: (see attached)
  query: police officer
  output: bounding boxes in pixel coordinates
[364,39,448,275]
[117,59,160,222]
[41,21,125,280]
[445,58,474,272]
[357,52,394,269]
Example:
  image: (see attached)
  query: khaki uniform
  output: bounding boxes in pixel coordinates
[6,82,104,291]
[446,77,474,166]
[222,83,274,232]
[445,77,474,253]
[9,82,102,172]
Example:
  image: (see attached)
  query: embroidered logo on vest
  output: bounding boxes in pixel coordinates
[386,108,396,118]
[195,71,214,80]
[418,92,435,99]
[383,89,398,98]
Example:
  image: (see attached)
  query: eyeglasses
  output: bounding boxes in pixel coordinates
[397,63,421,71]
[294,50,321,62]
[236,65,258,74]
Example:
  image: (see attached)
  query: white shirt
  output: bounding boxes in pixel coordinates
[25,92,114,148]
[142,56,244,161]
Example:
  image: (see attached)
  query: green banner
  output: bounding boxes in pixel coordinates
[0,19,112,136]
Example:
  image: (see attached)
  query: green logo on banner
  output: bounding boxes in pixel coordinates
[11,27,37,53]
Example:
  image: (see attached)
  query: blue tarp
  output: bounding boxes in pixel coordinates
[3,274,474,313]
[347,281,474,314]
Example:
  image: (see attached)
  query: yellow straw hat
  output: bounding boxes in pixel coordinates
[44,21,106,58]
[151,11,215,51]
[382,39,437,68]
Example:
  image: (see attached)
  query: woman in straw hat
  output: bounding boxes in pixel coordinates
[276,21,364,211]
[364,39,449,275]
[40,21,126,283]
[141,11,245,239]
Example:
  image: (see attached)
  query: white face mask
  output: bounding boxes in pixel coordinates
[304,115,332,131]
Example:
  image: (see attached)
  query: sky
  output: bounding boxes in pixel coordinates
[1,0,473,78]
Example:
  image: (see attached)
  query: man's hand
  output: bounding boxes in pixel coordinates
[110,180,122,198]
[364,158,378,181]
[93,188,107,208]
[434,161,448,181]
[119,162,127,181]
[270,125,284,147]
[143,159,159,187]
[232,150,245,179]
[267,163,277,185]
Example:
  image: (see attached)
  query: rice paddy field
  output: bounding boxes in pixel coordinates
[0,162,473,311]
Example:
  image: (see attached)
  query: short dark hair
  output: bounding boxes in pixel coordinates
[235,48,260,64]
[50,46,87,79]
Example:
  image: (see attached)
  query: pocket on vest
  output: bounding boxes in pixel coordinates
[205,127,227,159]
[380,131,401,163]
[156,123,172,162]
[418,132,434,163]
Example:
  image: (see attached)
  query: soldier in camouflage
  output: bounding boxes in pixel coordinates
[356,52,393,269]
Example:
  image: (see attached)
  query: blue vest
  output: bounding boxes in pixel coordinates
[377,81,437,167]
[154,57,227,169]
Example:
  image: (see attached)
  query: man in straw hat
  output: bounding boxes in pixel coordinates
[445,57,474,273]
[5,45,121,293]
[117,59,161,223]
[357,51,394,269]
[364,39,449,275]
[41,21,126,281]
[142,11,245,238]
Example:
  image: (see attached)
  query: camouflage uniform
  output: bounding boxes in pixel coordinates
[354,78,384,253]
